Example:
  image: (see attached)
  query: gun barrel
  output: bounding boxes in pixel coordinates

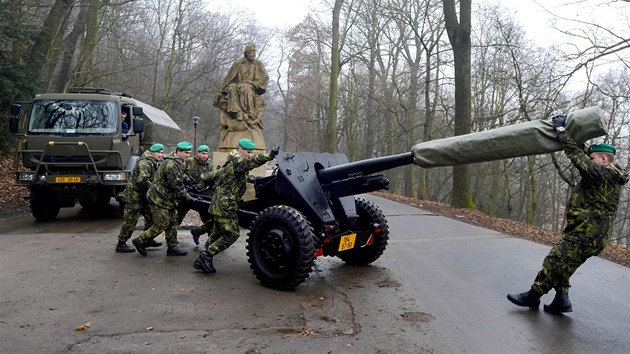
[317,152,414,184]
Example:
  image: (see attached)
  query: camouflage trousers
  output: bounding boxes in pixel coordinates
[532,239,605,294]
[203,216,239,256]
[118,202,153,243]
[137,204,179,247]
[193,213,215,236]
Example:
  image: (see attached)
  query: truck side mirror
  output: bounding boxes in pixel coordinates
[132,106,143,116]
[133,118,144,133]
[11,104,21,115]
[9,104,21,133]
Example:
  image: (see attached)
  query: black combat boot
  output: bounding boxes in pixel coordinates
[115,242,135,253]
[507,289,542,309]
[544,291,573,313]
[193,251,216,274]
[132,237,147,257]
[144,239,163,248]
[191,229,201,245]
[166,246,188,256]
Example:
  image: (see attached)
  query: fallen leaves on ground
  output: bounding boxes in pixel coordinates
[0,157,29,217]
[301,329,316,336]
[75,322,92,331]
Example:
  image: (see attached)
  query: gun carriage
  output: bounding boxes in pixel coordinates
[188,151,414,290]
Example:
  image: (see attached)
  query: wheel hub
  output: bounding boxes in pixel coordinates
[260,228,293,269]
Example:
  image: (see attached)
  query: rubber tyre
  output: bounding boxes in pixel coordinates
[30,190,60,221]
[246,205,316,291]
[336,197,389,265]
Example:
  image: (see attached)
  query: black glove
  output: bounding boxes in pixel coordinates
[551,114,567,128]
[270,146,279,158]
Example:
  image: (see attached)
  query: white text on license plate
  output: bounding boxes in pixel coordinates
[338,233,357,252]
[55,176,80,183]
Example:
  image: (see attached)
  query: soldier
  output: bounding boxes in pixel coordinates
[193,138,277,274]
[177,144,214,244]
[508,114,628,313]
[115,143,164,253]
[132,142,194,257]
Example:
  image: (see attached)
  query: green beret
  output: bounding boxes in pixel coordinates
[177,141,193,151]
[149,143,164,152]
[238,138,255,151]
[588,143,616,155]
[198,144,210,152]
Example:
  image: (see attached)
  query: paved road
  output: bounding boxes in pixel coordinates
[0,195,628,353]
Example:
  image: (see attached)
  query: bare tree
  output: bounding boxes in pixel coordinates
[442,0,472,208]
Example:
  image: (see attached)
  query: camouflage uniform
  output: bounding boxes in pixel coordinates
[177,155,214,229]
[202,149,272,256]
[532,130,628,294]
[117,150,160,243]
[137,152,191,247]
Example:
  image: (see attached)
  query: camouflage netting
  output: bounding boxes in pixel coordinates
[412,106,607,168]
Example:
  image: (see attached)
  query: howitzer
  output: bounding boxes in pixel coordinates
[221,106,608,291]
[238,151,415,290]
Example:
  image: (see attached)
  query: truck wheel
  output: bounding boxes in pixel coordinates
[337,197,389,265]
[246,206,316,291]
[30,190,60,221]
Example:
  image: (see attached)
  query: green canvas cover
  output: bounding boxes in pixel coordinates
[412,106,607,168]
[131,98,182,147]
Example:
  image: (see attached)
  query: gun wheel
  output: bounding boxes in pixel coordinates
[246,205,316,291]
[337,197,389,265]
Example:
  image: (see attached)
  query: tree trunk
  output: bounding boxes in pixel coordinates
[442,0,473,208]
[27,0,75,90]
[325,0,343,153]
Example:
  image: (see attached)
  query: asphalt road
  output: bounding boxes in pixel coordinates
[0,195,628,353]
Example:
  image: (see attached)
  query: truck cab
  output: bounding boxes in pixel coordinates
[9,88,181,221]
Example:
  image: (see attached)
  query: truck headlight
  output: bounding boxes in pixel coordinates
[103,173,126,181]
[18,172,35,181]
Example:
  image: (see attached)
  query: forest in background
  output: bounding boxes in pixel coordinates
[1,0,629,244]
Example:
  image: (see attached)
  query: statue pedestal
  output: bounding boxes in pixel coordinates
[217,111,266,154]
[212,151,268,201]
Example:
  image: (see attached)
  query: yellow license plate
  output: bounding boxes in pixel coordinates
[338,233,357,252]
[55,176,81,183]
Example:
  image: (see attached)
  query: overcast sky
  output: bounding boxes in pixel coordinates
[214,0,628,45]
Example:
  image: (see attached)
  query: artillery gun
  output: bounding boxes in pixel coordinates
[239,151,414,290]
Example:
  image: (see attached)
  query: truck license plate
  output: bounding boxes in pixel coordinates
[55,176,81,183]
[338,233,357,252]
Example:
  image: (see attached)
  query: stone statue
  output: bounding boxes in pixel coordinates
[214,44,269,153]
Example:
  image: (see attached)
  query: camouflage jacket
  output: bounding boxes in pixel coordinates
[146,153,191,210]
[185,155,214,195]
[121,150,160,204]
[203,149,272,218]
[559,130,629,247]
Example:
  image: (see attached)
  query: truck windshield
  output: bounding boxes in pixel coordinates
[28,99,119,135]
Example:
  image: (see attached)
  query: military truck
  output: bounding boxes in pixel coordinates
[8,88,182,221]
